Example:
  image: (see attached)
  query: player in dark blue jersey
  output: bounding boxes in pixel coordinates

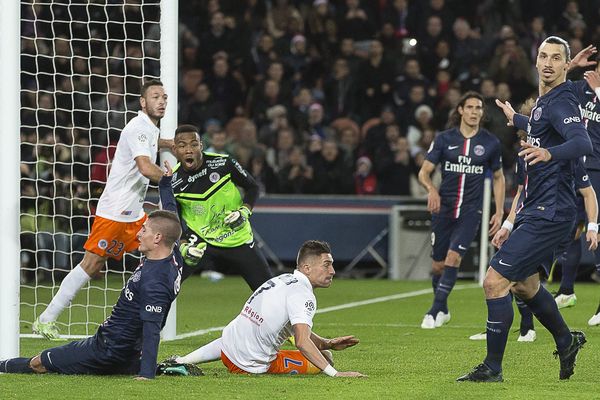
[561,45,600,323]
[0,161,190,380]
[418,91,505,329]
[458,36,592,383]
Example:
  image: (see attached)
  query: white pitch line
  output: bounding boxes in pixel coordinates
[166,283,480,341]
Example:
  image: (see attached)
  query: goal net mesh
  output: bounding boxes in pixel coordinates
[20,0,161,337]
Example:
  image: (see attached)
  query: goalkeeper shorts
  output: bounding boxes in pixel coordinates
[221,350,320,375]
[84,215,147,260]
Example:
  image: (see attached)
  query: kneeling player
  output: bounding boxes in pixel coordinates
[1,162,191,379]
[159,240,365,378]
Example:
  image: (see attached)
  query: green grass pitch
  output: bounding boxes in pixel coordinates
[2,276,599,399]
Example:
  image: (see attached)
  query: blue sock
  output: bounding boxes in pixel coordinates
[0,357,34,373]
[427,266,457,316]
[524,286,572,352]
[515,295,534,335]
[559,240,580,295]
[483,294,514,373]
[431,273,441,292]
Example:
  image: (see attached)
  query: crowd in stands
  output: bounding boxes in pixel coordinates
[175,0,600,195]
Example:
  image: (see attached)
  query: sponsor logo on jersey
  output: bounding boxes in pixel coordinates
[187,169,207,183]
[120,210,133,215]
[232,159,248,177]
[131,270,141,282]
[145,304,163,313]
[474,145,485,156]
[563,116,581,124]
[533,107,542,121]
[209,172,220,183]
[206,158,227,169]
[192,204,205,215]
[98,239,108,250]
[242,305,264,325]
[580,103,600,122]
[443,155,484,174]
[526,136,541,147]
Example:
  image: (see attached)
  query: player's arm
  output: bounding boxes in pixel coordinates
[228,157,260,210]
[135,155,164,183]
[580,185,599,250]
[584,70,600,98]
[310,332,359,351]
[491,185,522,248]
[418,160,440,214]
[158,160,177,213]
[293,323,365,377]
[489,168,506,236]
[158,138,174,149]
[568,45,597,72]
[138,275,173,379]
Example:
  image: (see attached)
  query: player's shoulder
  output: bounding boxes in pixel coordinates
[478,128,501,145]
[546,81,580,107]
[204,151,230,160]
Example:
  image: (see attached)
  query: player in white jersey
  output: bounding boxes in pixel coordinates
[33,80,172,340]
[158,240,366,378]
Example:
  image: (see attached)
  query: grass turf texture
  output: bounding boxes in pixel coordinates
[2,277,600,399]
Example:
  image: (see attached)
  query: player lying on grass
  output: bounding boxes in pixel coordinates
[157,240,366,378]
[0,161,196,379]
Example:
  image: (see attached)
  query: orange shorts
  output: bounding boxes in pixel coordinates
[221,351,320,375]
[83,215,147,260]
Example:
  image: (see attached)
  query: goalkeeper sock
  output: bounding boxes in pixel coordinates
[39,264,91,323]
[558,240,580,295]
[177,338,223,364]
[1,358,34,373]
[427,266,457,315]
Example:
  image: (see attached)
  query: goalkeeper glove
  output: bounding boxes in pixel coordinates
[223,205,251,230]
[179,242,207,267]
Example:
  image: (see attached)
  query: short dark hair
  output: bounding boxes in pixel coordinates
[449,91,484,127]
[174,124,200,139]
[147,210,182,248]
[141,79,164,97]
[541,36,571,61]
[297,240,331,266]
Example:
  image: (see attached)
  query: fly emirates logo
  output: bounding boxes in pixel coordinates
[580,102,600,123]
[444,155,484,174]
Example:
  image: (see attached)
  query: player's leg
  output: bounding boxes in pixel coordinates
[555,227,582,308]
[0,355,43,374]
[266,350,321,375]
[176,338,223,364]
[421,216,452,329]
[514,294,536,342]
[219,242,274,291]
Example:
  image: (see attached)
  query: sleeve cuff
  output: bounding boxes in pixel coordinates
[513,114,529,131]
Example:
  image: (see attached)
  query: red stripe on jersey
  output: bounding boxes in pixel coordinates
[453,138,471,218]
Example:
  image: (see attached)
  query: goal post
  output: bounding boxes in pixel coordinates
[16,0,179,342]
[0,0,21,359]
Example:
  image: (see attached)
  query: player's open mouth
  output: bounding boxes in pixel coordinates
[184,157,196,168]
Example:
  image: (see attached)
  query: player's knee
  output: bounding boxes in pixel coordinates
[431,261,444,274]
[445,251,461,267]
[483,275,503,297]
[29,355,47,374]
[81,251,107,275]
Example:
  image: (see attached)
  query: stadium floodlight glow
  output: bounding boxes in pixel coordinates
[408,38,417,47]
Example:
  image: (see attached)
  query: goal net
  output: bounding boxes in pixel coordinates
[20,0,164,338]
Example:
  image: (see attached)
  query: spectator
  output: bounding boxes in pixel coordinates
[418,15,448,80]
[375,133,416,196]
[206,57,244,119]
[357,40,395,121]
[181,82,226,130]
[266,127,296,173]
[407,104,434,152]
[393,57,431,108]
[249,148,279,195]
[309,139,354,194]
[354,156,378,195]
[205,129,231,155]
[278,146,314,194]
[304,103,335,140]
[337,0,375,43]
[198,11,237,69]
[324,58,358,120]
[258,104,290,147]
[488,36,535,104]
[362,105,398,158]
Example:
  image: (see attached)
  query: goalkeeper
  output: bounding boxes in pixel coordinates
[172,125,273,290]
[0,162,199,379]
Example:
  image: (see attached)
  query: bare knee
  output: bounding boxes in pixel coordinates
[80,251,107,275]
[483,268,511,298]
[512,281,539,301]
[431,261,445,275]
[29,355,47,374]
[444,251,462,267]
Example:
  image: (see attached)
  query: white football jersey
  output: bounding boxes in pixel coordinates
[95,111,160,222]
[222,270,317,373]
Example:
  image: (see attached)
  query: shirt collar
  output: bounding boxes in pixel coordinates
[293,269,313,291]
[137,110,159,131]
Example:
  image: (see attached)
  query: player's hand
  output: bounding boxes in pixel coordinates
[179,242,207,266]
[328,335,360,351]
[427,189,441,214]
[569,45,597,71]
[518,140,551,165]
[491,227,510,248]
[163,160,173,177]
[335,371,368,378]
[586,230,598,251]
[584,70,600,91]
[224,206,251,230]
[488,213,503,237]
[495,99,516,126]
[133,376,151,381]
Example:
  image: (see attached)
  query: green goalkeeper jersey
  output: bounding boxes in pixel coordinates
[171,152,259,248]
